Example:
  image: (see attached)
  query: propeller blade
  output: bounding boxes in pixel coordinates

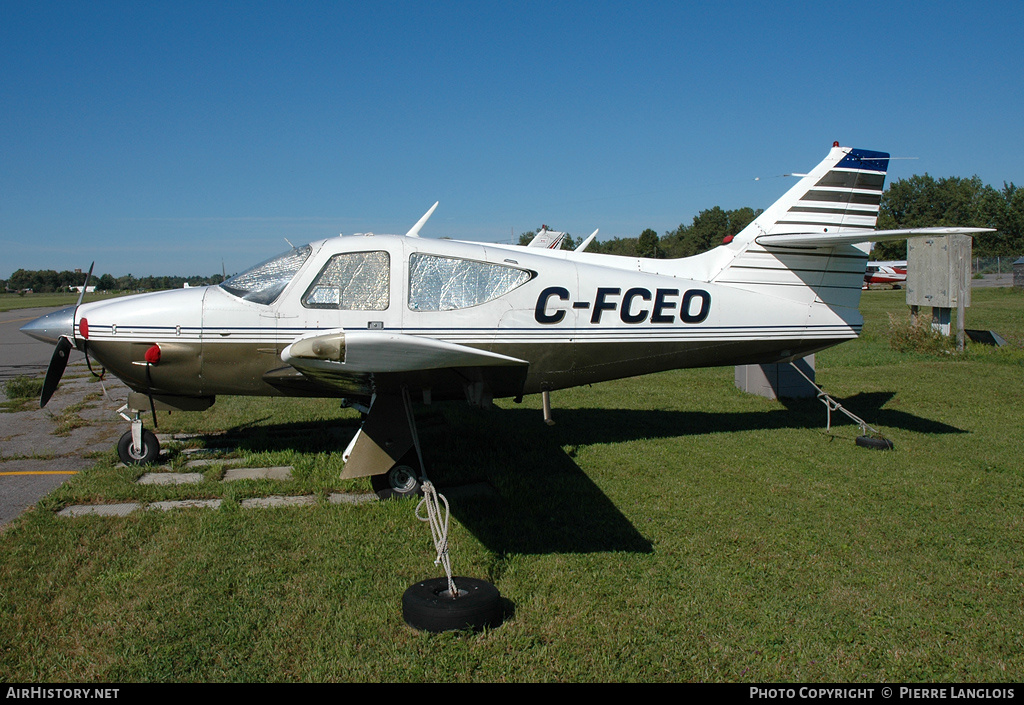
[40,336,73,408]
[76,262,95,309]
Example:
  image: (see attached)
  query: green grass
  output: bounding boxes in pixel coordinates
[1,376,45,412]
[1,288,1022,682]
[0,292,122,312]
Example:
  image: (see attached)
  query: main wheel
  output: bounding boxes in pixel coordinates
[117,429,160,465]
[371,463,421,500]
[402,576,503,633]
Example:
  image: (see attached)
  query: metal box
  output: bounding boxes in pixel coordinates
[735,355,816,400]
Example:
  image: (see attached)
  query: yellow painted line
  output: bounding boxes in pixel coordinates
[0,471,79,476]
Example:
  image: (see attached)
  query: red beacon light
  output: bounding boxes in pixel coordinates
[144,344,161,365]
[79,318,89,339]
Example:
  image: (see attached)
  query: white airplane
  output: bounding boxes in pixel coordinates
[22,143,991,498]
[864,260,908,287]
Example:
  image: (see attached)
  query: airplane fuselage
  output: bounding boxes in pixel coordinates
[68,233,862,406]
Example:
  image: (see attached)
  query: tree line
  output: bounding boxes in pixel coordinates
[3,270,225,294]
[523,173,1024,260]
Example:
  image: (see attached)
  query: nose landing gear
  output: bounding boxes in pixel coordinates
[117,425,161,465]
[116,407,161,466]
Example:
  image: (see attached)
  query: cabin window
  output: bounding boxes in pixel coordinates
[220,245,312,305]
[302,251,390,310]
[408,254,533,311]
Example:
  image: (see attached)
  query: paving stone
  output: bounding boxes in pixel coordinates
[181,447,234,456]
[148,499,222,512]
[184,458,244,468]
[137,472,204,485]
[223,466,293,482]
[328,492,377,505]
[240,495,316,509]
[58,503,141,517]
[172,431,227,440]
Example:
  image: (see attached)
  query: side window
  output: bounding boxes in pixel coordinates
[408,254,533,311]
[302,251,390,310]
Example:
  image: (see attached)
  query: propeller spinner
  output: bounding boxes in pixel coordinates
[20,262,94,408]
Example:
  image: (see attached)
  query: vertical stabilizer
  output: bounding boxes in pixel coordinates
[734,144,890,242]
[711,145,890,310]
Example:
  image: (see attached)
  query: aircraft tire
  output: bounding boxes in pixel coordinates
[402,576,503,633]
[371,462,422,500]
[117,429,161,465]
[855,435,894,451]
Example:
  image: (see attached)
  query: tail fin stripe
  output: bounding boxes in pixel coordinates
[788,206,878,217]
[800,190,882,206]
[816,171,886,190]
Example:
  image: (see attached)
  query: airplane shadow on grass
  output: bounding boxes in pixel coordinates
[415,390,964,556]
[530,391,966,448]
[195,391,963,557]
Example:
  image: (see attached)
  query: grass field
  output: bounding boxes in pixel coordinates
[1,288,1022,682]
[0,292,122,312]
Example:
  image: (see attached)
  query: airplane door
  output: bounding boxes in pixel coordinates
[292,243,402,336]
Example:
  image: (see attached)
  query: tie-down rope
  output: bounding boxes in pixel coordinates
[402,387,458,599]
[416,483,457,597]
[788,361,882,436]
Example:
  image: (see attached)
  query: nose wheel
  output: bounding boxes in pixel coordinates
[115,409,161,465]
[117,429,160,465]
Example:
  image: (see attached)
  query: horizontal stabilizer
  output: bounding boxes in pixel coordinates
[755,227,994,249]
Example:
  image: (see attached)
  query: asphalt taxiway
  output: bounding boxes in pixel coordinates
[1,306,126,525]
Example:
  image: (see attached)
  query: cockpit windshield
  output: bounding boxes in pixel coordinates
[220,245,312,305]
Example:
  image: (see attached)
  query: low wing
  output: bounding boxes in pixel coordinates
[755,226,994,249]
[275,328,529,401]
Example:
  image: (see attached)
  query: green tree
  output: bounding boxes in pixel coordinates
[660,206,760,258]
[637,228,659,258]
[874,174,1007,259]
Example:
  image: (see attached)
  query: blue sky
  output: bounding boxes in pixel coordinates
[2,1,1022,278]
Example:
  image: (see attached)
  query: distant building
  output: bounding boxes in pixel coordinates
[72,285,97,294]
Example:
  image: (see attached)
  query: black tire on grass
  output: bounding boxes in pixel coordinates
[856,435,894,450]
[402,576,503,633]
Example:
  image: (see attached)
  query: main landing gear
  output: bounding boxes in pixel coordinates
[371,457,423,500]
